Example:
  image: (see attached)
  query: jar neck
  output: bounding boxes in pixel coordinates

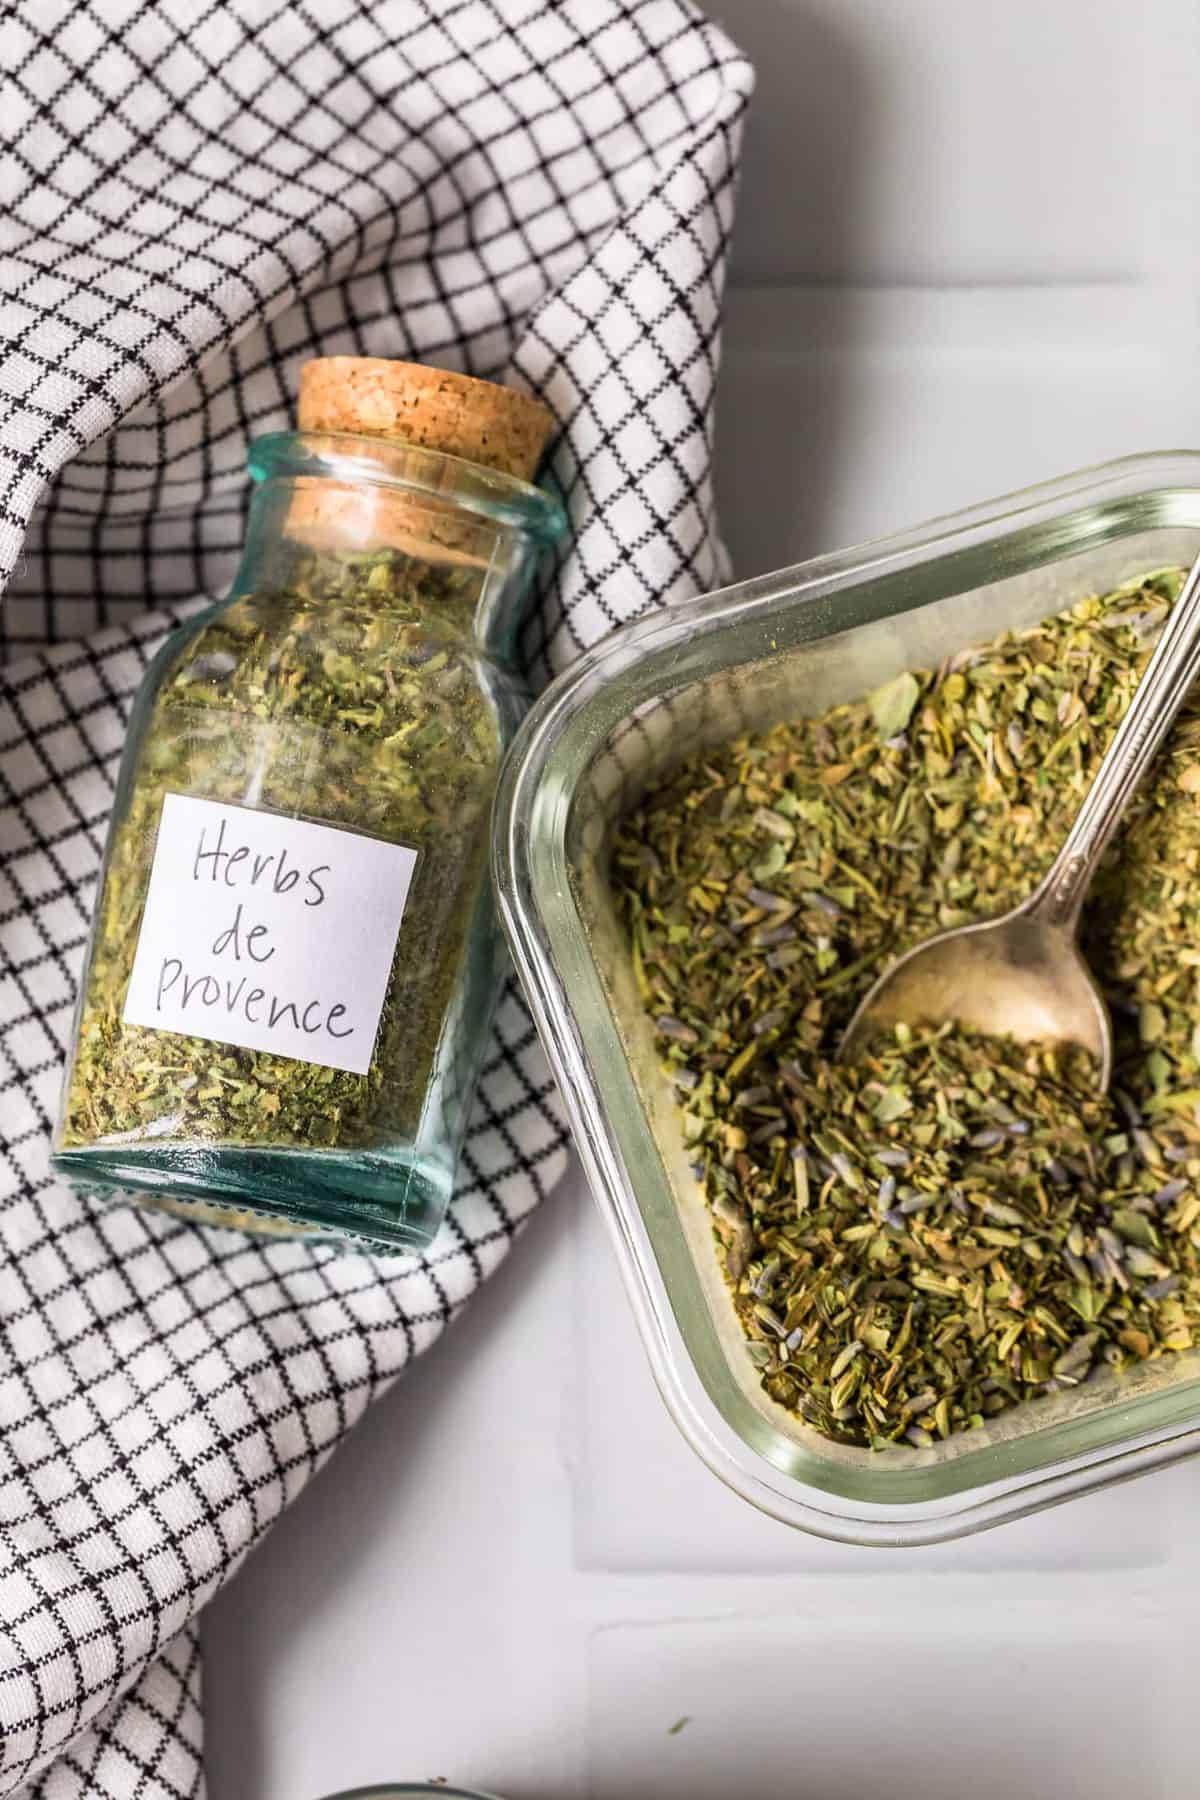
[237,430,566,658]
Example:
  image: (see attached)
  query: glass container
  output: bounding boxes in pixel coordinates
[55,374,564,1251]
[494,450,1200,1544]
[319,1788,504,1798]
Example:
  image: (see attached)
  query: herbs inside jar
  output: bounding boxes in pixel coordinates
[61,541,508,1155]
[613,569,1200,1448]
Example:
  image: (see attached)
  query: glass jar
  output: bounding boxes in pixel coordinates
[54,367,564,1251]
[495,450,1200,1542]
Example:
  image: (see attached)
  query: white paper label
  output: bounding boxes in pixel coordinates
[122,794,418,1076]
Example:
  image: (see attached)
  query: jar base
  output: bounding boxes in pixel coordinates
[51,1141,452,1252]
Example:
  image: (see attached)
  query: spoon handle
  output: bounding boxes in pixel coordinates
[1027,550,1200,932]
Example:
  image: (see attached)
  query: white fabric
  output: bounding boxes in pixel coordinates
[0,4,752,1794]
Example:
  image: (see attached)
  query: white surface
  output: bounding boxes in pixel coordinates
[586,1610,1183,1800]
[725,0,1194,287]
[204,4,1200,1796]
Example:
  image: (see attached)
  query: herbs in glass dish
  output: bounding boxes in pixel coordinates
[613,569,1200,1448]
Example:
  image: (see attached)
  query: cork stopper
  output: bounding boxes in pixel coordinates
[285,357,556,560]
[297,357,555,481]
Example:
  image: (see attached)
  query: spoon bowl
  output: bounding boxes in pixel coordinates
[839,910,1112,1081]
[839,549,1200,1086]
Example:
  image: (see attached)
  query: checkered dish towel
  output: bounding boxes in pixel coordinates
[0,2,752,1795]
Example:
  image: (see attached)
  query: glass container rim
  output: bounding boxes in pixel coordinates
[316,1787,504,1798]
[248,428,567,543]
[493,447,1200,1546]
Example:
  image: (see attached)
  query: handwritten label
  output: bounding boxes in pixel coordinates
[123,794,418,1076]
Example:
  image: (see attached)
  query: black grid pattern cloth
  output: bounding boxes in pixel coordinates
[0,2,752,1794]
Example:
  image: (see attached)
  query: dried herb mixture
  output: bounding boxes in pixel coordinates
[61,543,505,1154]
[614,570,1200,1448]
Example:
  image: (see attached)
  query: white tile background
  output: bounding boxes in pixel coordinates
[203,4,1200,1795]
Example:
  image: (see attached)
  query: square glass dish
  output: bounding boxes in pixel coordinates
[494,452,1200,1545]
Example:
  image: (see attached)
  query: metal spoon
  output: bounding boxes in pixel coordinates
[839,550,1200,1087]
